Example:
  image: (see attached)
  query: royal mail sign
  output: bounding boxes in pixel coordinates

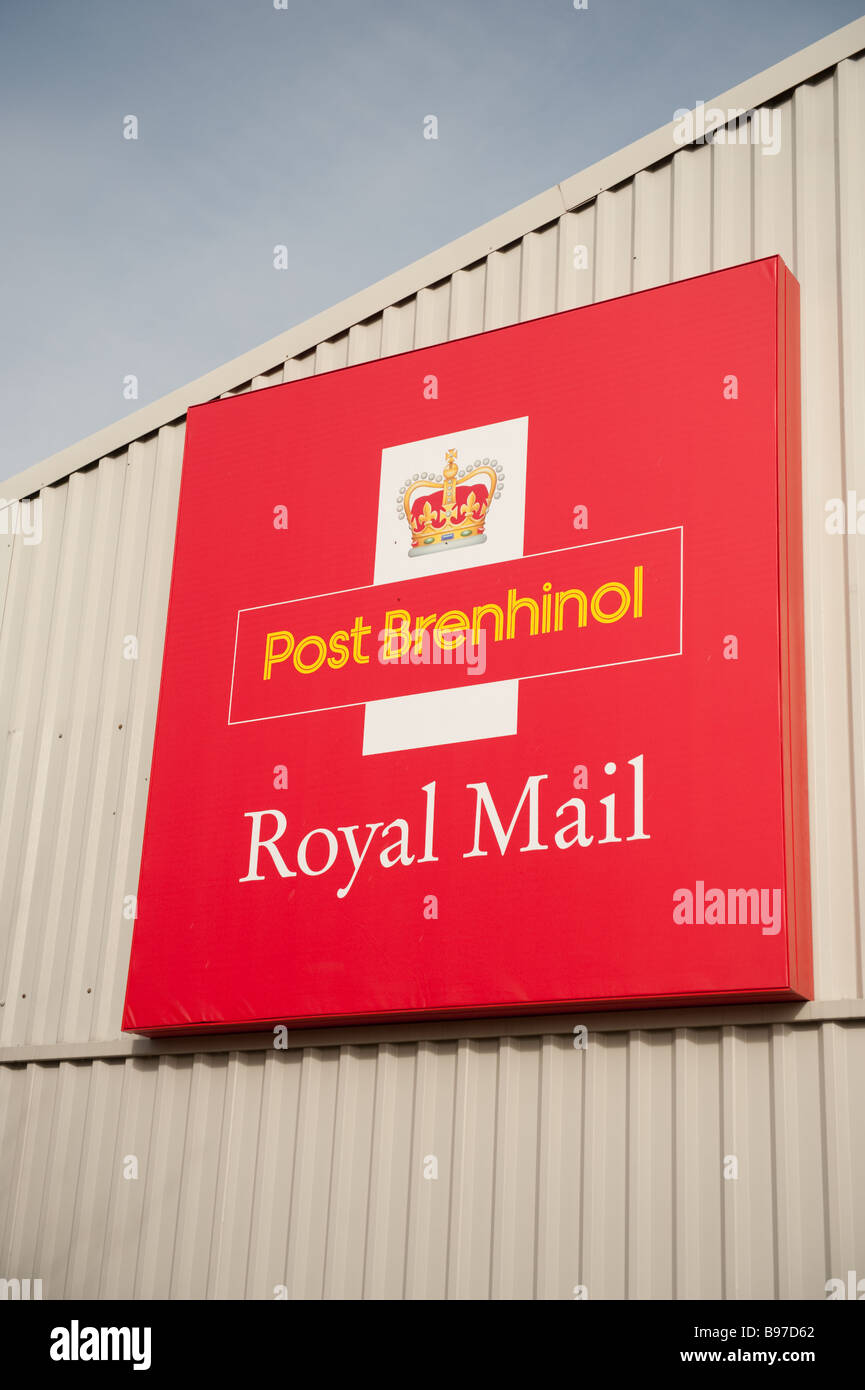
[123,255,811,1034]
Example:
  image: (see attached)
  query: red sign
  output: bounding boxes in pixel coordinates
[123,255,811,1034]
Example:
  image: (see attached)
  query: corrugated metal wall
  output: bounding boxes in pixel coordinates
[2,44,864,1298]
[2,1024,864,1299]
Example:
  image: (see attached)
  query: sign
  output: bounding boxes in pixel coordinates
[123,255,811,1034]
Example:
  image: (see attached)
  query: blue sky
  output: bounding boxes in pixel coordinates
[1,0,862,482]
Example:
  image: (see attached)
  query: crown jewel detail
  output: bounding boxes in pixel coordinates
[397,449,504,557]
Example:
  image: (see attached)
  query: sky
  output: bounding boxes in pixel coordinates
[1,0,862,484]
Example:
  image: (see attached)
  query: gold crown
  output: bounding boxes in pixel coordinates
[398,449,504,557]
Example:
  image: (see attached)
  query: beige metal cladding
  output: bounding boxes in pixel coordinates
[1,1023,864,1299]
[1,18,865,1300]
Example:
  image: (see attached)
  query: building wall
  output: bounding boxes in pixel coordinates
[1,36,864,1298]
[1,1022,864,1300]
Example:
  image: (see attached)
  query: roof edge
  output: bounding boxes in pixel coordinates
[6,13,865,502]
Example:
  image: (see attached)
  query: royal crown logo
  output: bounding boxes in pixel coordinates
[397,449,504,557]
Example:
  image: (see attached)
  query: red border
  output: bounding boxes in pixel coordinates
[776,259,813,999]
